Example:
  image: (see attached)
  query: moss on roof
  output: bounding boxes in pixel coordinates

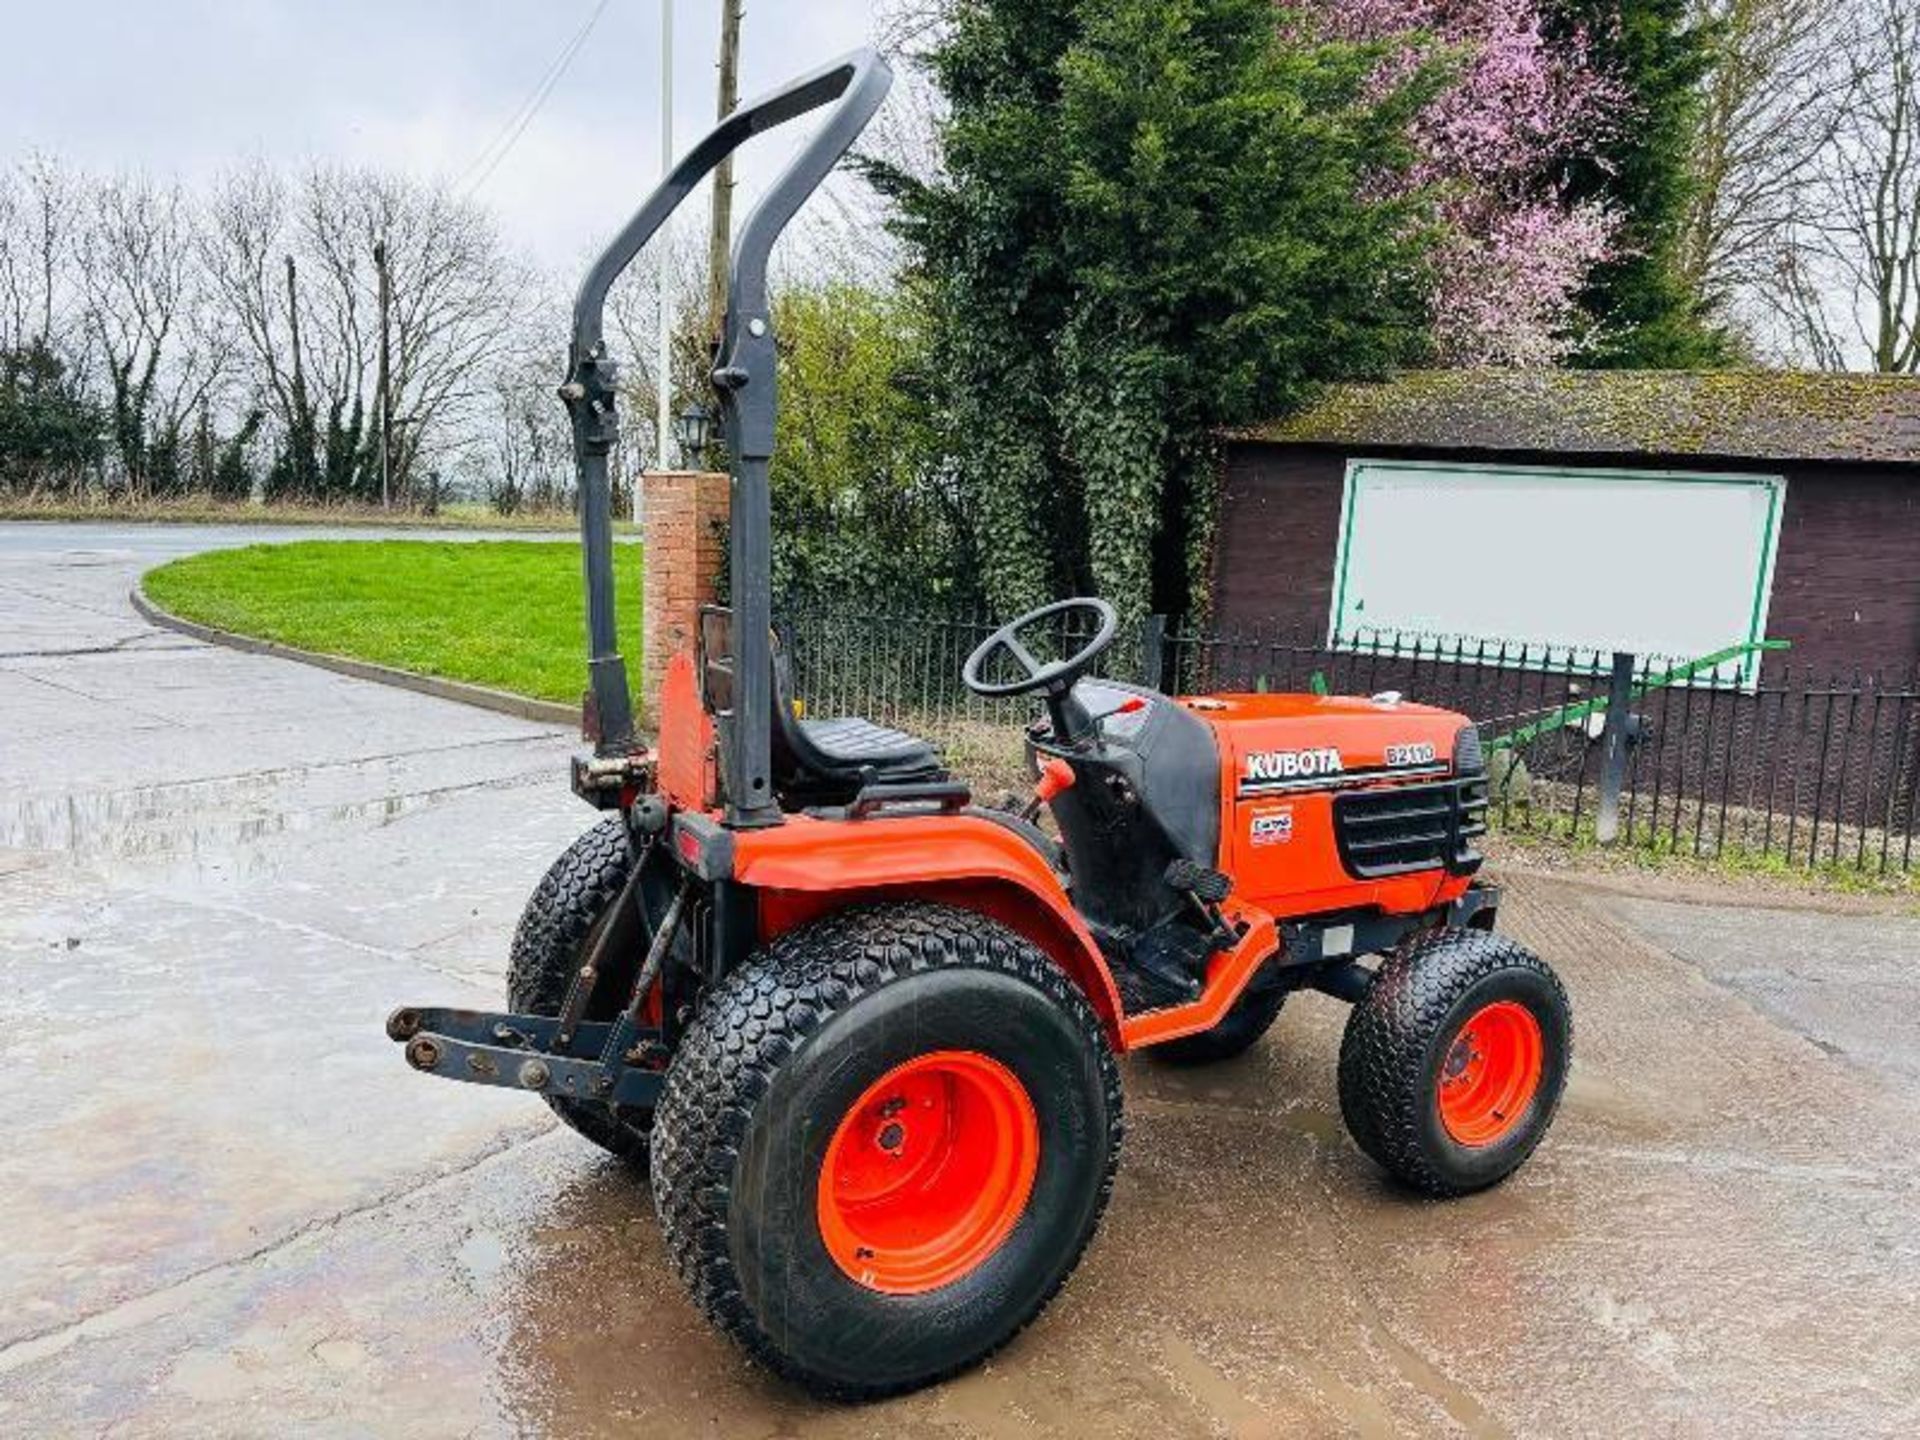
[1242,369,1920,465]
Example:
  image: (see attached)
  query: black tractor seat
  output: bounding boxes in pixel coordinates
[795,715,938,768]
[771,644,946,806]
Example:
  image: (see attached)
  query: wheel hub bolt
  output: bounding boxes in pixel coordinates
[1444,1035,1480,1081]
[877,1121,907,1153]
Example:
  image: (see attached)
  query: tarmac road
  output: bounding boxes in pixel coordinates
[2,521,1918,1438]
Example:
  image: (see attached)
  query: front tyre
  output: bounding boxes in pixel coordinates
[650,903,1122,1399]
[1337,928,1570,1197]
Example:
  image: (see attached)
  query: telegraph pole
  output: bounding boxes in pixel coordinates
[374,236,393,509]
[706,0,742,337]
[284,255,304,405]
[653,0,675,514]
[285,254,312,497]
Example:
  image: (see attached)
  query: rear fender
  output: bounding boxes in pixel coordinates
[733,814,1126,1046]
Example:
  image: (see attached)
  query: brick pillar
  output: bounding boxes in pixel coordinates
[641,469,730,724]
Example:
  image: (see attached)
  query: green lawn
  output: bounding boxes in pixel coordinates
[143,540,642,703]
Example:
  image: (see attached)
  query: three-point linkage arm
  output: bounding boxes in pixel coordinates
[560,47,893,831]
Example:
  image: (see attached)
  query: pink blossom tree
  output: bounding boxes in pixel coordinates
[1307,0,1625,365]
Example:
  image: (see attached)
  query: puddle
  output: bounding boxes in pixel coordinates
[52,549,138,568]
[311,1337,373,1373]
[457,1230,509,1285]
[482,1166,821,1435]
[0,745,557,882]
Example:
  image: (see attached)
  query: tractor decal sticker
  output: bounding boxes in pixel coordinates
[1239,749,1451,795]
[1244,746,1344,785]
[1250,809,1294,846]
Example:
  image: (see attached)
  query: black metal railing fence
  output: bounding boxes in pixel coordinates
[773,599,1920,876]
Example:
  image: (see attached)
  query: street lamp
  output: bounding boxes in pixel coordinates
[673,402,712,467]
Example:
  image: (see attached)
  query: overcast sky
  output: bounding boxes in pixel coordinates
[0,0,886,270]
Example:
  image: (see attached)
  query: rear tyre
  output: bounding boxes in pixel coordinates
[650,903,1123,1399]
[1337,927,1570,1197]
[1150,974,1288,1066]
[507,816,653,1164]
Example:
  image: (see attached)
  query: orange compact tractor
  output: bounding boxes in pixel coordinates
[388,49,1571,1399]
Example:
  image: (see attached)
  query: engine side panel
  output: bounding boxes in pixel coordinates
[1185,693,1477,918]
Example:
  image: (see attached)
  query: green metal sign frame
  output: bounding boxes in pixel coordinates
[1485,639,1791,752]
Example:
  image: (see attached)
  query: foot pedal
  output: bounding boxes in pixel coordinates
[1165,859,1230,904]
[1166,858,1235,952]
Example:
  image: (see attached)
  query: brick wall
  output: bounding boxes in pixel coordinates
[641,469,729,722]
[1768,463,1920,677]
[1210,442,1346,636]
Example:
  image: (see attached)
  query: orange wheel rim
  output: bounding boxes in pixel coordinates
[817,1050,1039,1295]
[1437,1001,1544,1146]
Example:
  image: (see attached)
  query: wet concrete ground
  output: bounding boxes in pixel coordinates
[3,523,1918,1438]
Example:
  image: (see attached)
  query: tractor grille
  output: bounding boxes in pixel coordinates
[1333,777,1488,879]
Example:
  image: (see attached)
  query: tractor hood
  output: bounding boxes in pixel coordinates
[1178,693,1476,800]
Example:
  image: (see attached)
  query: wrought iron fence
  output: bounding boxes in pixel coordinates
[774,600,1920,876]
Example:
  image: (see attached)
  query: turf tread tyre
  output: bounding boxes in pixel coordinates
[650,902,1123,1400]
[1338,927,1569,1197]
[507,816,652,1163]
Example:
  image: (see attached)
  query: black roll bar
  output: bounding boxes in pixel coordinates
[561,48,893,826]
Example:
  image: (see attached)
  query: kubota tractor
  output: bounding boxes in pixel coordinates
[387,49,1571,1399]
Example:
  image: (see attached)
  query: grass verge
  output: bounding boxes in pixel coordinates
[1485,811,1918,899]
[143,539,641,704]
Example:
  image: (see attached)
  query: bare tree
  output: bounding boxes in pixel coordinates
[200,163,320,492]
[0,154,80,354]
[484,345,571,513]
[1841,0,1920,371]
[75,174,235,495]
[605,224,708,482]
[793,0,951,285]
[203,161,529,500]
[1681,0,1844,313]
[303,166,531,493]
[872,0,951,69]
[1760,0,1920,370]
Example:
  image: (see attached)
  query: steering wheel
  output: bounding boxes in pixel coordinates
[962,598,1118,699]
